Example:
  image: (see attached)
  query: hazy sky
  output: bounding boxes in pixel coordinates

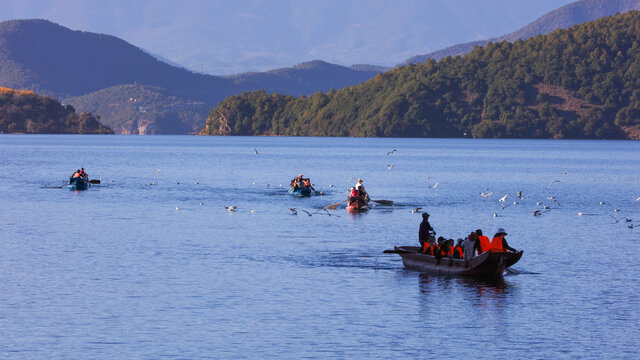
[0,0,577,74]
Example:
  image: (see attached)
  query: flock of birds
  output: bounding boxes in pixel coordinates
[163,147,639,230]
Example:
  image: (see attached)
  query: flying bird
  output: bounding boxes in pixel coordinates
[386,149,397,155]
[517,190,524,199]
[610,215,624,223]
[499,194,508,203]
[225,206,236,212]
[288,208,298,215]
[387,164,393,170]
[532,210,549,216]
[155,169,160,173]
[480,192,494,198]
[429,182,438,189]
[411,207,422,213]
[254,148,259,154]
[301,209,312,217]
[547,196,561,206]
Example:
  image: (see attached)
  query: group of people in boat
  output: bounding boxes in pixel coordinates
[419,213,517,260]
[290,174,312,189]
[348,178,370,205]
[69,168,88,184]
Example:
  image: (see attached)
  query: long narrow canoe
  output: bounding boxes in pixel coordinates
[390,246,523,276]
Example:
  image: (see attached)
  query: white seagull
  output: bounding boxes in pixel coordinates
[480,192,494,198]
[499,194,508,203]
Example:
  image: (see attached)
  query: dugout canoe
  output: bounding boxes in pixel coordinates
[346,196,369,212]
[387,246,523,276]
[288,187,312,197]
[67,177,90,191]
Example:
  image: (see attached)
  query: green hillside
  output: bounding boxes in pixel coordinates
[65,84,208,134]
[201,11,640,139]
[0,87,112,134]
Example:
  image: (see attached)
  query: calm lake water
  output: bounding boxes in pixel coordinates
[1,135,639,359]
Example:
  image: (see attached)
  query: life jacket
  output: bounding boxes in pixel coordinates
[422,243,430,253]
[440,245,449,257]
[350,189,359,197]
[453,246,463,259]
[477,235,491,254]
[491,236,505,252]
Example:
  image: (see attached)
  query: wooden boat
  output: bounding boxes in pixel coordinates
[388,246,523,276]
[68,177,90,190]
[346,195,369,212]
[289,187,312,197]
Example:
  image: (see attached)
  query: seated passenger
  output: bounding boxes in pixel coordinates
[453,238,464,259]
[462,232,479,260]
[490,228,517,253]
[476,229,492,255]
[303,179,311,188]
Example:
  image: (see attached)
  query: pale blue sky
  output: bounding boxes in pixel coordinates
[0,0,576,74]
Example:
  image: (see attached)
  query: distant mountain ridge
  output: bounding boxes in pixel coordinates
[403,0,640,65]
[0,19,382,133]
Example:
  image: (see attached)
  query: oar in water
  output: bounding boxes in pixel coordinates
[371,199,393,206]
[89,179,101,184]
[324,199,347,210]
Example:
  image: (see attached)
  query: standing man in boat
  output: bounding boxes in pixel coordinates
[419,213,435,249]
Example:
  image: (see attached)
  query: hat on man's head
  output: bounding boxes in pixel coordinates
[496,228,508,236]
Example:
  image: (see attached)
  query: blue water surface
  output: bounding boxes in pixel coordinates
[0,135,639,359]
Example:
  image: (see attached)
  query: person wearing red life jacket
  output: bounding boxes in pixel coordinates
[452,238,464,259]
[475,229,492,255]
[490,228,517,253]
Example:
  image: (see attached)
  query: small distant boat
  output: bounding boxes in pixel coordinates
[387,246,523,276]
[288,175,316,197]
[68,177,90,191]
[289,187,312,197]
[346,195,369,212]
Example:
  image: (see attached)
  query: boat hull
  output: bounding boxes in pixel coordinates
[68,178,89,191]
[346,196,369,212]
[289,187,312,197]
[395,246,523,276]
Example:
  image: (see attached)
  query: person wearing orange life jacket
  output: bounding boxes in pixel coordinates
[452,238,464,259]
[490,228,517,253]
[475,229,492,255]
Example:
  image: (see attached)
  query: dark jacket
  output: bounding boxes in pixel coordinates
[419,220,434,244]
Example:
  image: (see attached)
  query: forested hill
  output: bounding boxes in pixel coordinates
[200,11,640,139]
[402,0,640,65]
[0,87,112,134]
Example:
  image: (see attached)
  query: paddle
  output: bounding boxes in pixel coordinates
[324,199,346,210]
[372,199,393,206]
[89,179,101,184]
[383,249,414,254]
[311,185,320,196]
